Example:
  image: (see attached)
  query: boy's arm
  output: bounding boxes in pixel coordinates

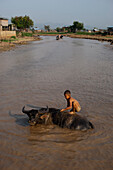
[60,99,72,112]
[60,106,72,112]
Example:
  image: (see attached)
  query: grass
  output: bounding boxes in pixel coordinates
[1,39,9,42]
[21,32,33,37]
[11,36,16,39]
[37,32,68,35]
[75,31,109,36]
[37,31,109,37]
[76,32,96,35]
[1,37,18,43]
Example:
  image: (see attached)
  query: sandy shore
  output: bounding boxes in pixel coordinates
[0,36,41,52]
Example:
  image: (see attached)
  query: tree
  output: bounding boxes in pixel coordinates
[73,21,84,32]
[56,27,61,32]
[11,15,34,29]
[56,21,84,33]
[44,25,50,32]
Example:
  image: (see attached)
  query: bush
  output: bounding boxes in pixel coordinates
[11,36,16,39]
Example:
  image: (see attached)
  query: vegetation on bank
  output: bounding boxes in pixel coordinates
[0,36,18,43]
[37,31,109,37]
[37,32,67,35]
[56,21,84,33]
[75,31,108,36]
[21,32,33,37]
[11,15,34,29]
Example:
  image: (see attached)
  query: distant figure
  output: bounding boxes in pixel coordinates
[56,35,59,40]
[56,35,63,40]
[60,90,81,114]
[60,35,63,39]
[110,40,113,45]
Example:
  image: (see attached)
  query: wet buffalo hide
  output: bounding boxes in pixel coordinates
[22,106,94,131]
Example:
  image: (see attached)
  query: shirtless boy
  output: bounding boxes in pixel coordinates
[60,90,81,114]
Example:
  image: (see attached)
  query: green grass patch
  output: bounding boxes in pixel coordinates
[37,32,68,35]
[21,32,33,37]
[11,36,16,39]
[76,32,96,35]
[1,39,9,42]
[76,31,108,36]
[1,38,17,42]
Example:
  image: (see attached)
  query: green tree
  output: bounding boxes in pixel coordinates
[11,15,34,29]
[73,21,84,32]
[56,27,61,32]
[44,25,50,32]
[77,22,84,30]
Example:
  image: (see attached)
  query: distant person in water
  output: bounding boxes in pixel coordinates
[60,90,81,114]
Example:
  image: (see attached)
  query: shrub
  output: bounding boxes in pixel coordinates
[11,36,16,39]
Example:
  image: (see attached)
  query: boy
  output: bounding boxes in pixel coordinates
[60,90,81,114]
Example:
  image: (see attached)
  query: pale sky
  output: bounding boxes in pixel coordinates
[0,0,113,29]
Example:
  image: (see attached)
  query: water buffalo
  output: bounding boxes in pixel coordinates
[56,35,59,40]
[56,35,63,40]
[110,40,113,45]
[60,35,63,39]
[22,105,94,131]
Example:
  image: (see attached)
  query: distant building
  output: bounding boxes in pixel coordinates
[0,18,8,31]
[0,17,16,39]
[0,18,17,31]
[88,30,92,33]
[8,24,17,31]
[93,28,99,32]
[107,26,113,35]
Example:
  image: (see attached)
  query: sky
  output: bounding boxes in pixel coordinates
[0,0,113,29]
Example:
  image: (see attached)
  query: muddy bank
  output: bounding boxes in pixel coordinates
[67,34,113,44]
[0,36,41,52]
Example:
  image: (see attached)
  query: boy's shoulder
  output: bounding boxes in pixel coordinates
[70,97,78,102]
[70,97,76,100]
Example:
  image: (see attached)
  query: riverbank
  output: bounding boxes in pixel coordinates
[67,34,113,44]
[0,36,41,52]
[37,32,113,44]
[1,33,113,52]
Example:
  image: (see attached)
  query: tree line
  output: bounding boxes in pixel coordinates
[56,21,84,33]
[11,15,84,33]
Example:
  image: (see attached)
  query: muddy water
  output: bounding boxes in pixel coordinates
[0,36,113,170]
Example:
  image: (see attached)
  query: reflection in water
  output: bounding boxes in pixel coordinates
[0,36,113,169]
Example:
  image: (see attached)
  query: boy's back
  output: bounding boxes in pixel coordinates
[60,90,81,113]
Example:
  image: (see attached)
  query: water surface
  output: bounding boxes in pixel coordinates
[0,36,113,170]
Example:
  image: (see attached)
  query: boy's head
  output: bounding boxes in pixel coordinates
[64,90,71,99]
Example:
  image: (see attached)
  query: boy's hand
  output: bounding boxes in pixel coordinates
[69,111,75,114]
[60,109,65,112]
